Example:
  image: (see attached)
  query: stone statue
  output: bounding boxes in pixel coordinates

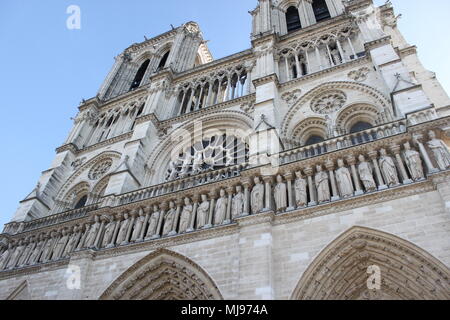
[315,165,331,203]
[196,195,210,229]
[335,159,354,198]
[52,231,69,260]
[116,213,131,245]
[40,233,59,263]
[166,161,178,181]
[0,244,12,270]
[214,189,227,225]
[192,151,204,174]
[146,205,161,239]
[358,155,377,192]
[251,177,265,214]
[231,186,244,218]
[427,130,450,171]
[294,171,308,207]
[179,198,193,233]
[379,148,400,187]
[131,210,145,241]
[65,226,82,255]
[179,152,193,178]
[18,238,35,267]
[28,235,46,265]
[404,142,425,181]
[7,240,25,269]
[85,215,101,248]
[274,175,287,212]
[162,201,176,236]
[102,218,116,248]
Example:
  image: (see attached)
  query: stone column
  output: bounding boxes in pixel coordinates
[325,160,340,201]
[304,166,317,206]
[390,144,413,184]
[284,172,295,211]
[413,134,439,174]
[299,0,316,27]
[368,150,388,190]
[262,176,274,212]
[188,195,199,232]
[346,155,364,195]
[336,39,346,63]
[206,190,216,229]
[225,187,234,224]
[242,178,251,216]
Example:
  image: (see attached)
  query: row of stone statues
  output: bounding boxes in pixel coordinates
[1,133,449,271]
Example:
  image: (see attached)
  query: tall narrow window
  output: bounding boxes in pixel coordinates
[157,51,170,71]
[130,59,150,91]
[312,0,331,22]
[286,7,302,33]
[74,195,88,209]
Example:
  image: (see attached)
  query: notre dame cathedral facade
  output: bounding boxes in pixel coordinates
[1,0,450,300]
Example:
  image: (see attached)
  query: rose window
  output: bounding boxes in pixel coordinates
[311,91,347,114]
[89,159,113,180]
[165,134,249,181]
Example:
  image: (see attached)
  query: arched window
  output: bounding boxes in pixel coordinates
[286,6,302,33]
[350,121,373,144]
[74,195,88,209]
[305,135,324,146]
[157,51,170,71]
[312,0,331,22]
[350,121,373,134]
[130,59,150,91]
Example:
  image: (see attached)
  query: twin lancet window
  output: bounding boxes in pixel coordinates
[129,51,171,91]
[286,0,331,34]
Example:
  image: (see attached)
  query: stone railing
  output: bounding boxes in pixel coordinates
[280,119,407,165]
[116,163,248,206]
[407,107,439,126]
[1,118,449,274]
[3,204,99,236]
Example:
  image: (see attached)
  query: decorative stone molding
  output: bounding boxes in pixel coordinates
[281,89,302,107]
[291,226,450,300]
[99,248,223,300]
[347,67,370,82]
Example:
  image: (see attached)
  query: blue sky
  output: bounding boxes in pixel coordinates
[0,0,449,228]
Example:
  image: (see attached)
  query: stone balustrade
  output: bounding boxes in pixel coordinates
[280,119,407,164]
[1,120,450,273]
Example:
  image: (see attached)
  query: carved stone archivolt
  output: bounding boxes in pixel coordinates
[100,249,223,300]
[291,226,450,300]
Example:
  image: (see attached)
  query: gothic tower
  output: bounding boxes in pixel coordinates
[1,0,450,300]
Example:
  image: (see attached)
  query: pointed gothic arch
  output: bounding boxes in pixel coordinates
[99,249,223,300]
[290,226,450,300]
[281,81,393,139]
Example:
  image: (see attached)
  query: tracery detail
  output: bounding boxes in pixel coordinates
[89,159,113,180]
[311,90,347,114]
[165,134,248,181]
